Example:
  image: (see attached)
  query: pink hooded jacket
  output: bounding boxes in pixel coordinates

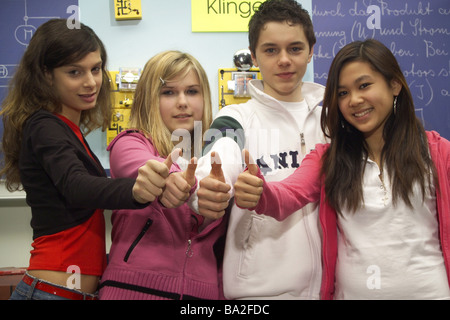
[252,131,450,299]
[99,130,227,300]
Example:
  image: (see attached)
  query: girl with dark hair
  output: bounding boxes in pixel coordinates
[1,19,171,300]
[235,39,450,299]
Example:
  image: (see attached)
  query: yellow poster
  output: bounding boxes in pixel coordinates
[114,0,142,20]
[191,0,266,32]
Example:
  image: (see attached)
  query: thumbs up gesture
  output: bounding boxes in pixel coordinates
[234,149,263,209]
[197,152,231,220]
[132,149,181,204]
[160,152,198,209]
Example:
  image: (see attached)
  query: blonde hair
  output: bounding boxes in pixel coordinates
[129,51,212,157]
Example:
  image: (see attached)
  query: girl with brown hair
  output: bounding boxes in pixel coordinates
[1,19,169,300]
[235,39,450,299]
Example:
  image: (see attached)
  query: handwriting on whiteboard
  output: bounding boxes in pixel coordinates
[312,0,449,138]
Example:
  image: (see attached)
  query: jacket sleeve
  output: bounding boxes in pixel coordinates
[108,132,182,179]
[253,145,324,221]
[29,118,145,210]
[430,131,450,218]
[188,115,245,214]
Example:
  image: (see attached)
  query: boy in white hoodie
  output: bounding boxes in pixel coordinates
[191,0,327,299]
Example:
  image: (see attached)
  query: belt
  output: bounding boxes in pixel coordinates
[22,273,98,300]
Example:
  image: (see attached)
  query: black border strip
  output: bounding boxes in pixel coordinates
[99,280,204,300]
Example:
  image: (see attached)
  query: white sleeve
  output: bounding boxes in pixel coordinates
[188,136,244,214]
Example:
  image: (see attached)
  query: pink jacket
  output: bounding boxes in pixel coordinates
[253,131,450,299]
[98,131,227,300]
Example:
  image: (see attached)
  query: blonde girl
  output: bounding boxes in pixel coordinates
[99,51,227,300]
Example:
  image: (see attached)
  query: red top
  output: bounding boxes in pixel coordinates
[28,114,106,276]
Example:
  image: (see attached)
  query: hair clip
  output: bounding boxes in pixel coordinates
[160,77,165,86]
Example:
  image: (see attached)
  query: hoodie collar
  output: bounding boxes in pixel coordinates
[248,79,325,113]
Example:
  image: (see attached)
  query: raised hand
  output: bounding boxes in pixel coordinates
[132,149,181,204]
[160,155,198,208]
[234,149,263,209]
[197,151,231,220]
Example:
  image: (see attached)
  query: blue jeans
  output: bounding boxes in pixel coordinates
[9,273,96,300]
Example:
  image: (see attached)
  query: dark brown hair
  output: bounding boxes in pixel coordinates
[248,0,316,57]
[320,39,436,213]
[0,19,111,191]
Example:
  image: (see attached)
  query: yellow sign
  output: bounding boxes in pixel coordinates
[191,0,266,32]
[115,0,142,21]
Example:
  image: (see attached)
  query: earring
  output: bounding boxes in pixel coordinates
[393,96,398,115]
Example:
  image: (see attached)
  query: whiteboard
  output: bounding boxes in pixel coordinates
[312,0,450,140]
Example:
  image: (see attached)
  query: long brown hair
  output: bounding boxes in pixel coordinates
[320,39,436,214]
[0,19,111,191]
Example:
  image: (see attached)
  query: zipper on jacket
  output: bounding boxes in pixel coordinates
[180,238,193,300]
[124,218,153,262]
[300,133,306,156]
[186,239,193,257]
[185,214,200,258]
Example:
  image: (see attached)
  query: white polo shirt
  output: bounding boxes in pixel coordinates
[334,159,450,300]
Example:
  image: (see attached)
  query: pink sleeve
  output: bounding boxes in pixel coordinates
[254,145,324,221]
[109,133,180,179]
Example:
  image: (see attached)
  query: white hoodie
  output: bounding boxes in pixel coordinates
[190,79,326,299]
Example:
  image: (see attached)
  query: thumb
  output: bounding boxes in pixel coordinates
[184,157,197,186]
[243,149,259,175]
[210,151,225,183]
[164,148,182,170]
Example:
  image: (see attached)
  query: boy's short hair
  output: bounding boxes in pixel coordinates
[248,0,316,56]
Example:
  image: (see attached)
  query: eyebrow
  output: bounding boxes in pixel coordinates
[260,41,306,48]
[66,60,103,68]
[338,74,372,88]
[161,84,201,89]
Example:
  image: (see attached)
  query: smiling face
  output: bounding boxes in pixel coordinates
[159,69,204,134]
[47,50,103,125]
[251,21,313,102]
[337,61,402,143]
